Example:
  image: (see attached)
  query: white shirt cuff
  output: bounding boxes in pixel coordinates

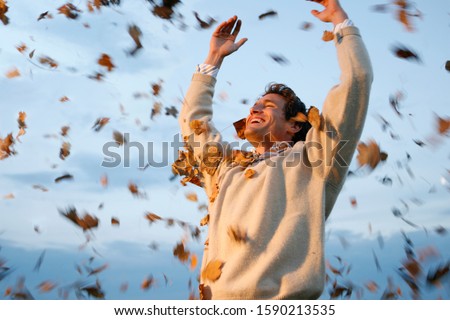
[333,19,354,34]
[195,64,219,78]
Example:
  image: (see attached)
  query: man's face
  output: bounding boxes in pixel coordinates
[244,93,296,145]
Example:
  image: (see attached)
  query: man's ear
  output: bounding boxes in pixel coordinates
[287,120,302,135]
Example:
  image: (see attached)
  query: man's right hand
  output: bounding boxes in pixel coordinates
[204,16,248,68]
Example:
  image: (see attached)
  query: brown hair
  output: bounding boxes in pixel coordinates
[264,83,312,143]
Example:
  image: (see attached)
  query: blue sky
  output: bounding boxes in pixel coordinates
[1,0,449,300]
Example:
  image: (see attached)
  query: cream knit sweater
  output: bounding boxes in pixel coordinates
[179,26,373,299]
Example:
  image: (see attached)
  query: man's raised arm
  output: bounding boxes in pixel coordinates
[178,16,247,192]
[306,0,373,191]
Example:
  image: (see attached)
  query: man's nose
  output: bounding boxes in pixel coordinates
[250,104,262,114]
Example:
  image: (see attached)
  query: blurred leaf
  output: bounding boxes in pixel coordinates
[201,260,223,282]
[258,10,277,20]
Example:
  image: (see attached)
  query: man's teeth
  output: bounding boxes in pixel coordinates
[251,119,263,124]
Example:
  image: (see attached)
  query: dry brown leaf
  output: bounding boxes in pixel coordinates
[111,217,120,226]
[88,263,109,276]
[54,173,73,183]
[59,142,71,160]
[127,24,143,56]
[189,119,209,135]
[173,242,189,263]
[151,81,162,96]
[151,102,162,120]
[92,117,110,132]
[145,212,162,223]
[0,133,16,160]
[98,53,115,72]
[59,206,99,232]
[244,168,256,179]
[258,10,277,20]
[59,96,69,103]
[60,126,70,137]
[113,131,127,146]
[0,0,9,25]
[5,68,20,79]
[3,193,14,199]
[356,140,382,169]
[200,214,209,226]
[291,111,308,123]
[300,21,313,31]
[233,118,246,139]
[141,275,155,290]
[308,106,322,129]
[322,30,334,42]
[39,55,58,68]
[185,192,198,202]
[16,43,27,53]
[58,3,81,20]
[202,260,223,282]
[436,115,450,135]
[128,182,146,198]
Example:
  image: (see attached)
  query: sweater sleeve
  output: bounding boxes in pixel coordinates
[305,26,373,188]
[179,73,227,196]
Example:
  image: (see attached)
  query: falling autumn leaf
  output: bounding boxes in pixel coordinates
[59,96,69,103]
[173,242,189,263]
[185,192,198,202]
[58,3,81,20]
[39,55,58,69]
[268,53,289,65]
[54,173,73,183]
[150,0,181,20]
[37,11,49,21]
[144,212,162,223]
[111,217,120,226]
[200,214,209,226]
[92,117,110,132]
[201,260,223,282]
[0,133,16,160]
[0,0,9,25]
[445,61,450,72]
[300,21,313,31]
[436,114,450,135]
[59,142,71,160]
[391,44,421,63]
[113,130,127,146]
[141,275,155,290]
[232,118,246,140]
[5,68,20,79]
[244,168,256,179]
[190,254,198,271]
[98,53,115,72]
[356,140,384,170]
[59,206,99,232]
[127,24,143,56]
[258,10,277,20]
[193,11,216,29]
[189,119,210,135]
[165,106,178,118]
[128,182,146,198]
[322,30,334,42]
[307,106,322,130]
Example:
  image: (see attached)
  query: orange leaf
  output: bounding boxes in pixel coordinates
[98,53,115,72]
[202,260,223,282]
[185,192,198,202]
[37,281,57,293]
[145,212,162,223]
[141,275,155,290]
[200,214,209,226]
[322,30,334,42]
[308,106,322,130]
[190,254,198,271]
[356,140,382,169]
[5,67,20,79]
[111,217,120,226]
[244,168,256,179]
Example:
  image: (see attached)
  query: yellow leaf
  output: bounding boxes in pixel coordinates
[244,168,256,179]
[201,260,223,282]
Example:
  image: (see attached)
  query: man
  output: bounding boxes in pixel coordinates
[178,0,372,299]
